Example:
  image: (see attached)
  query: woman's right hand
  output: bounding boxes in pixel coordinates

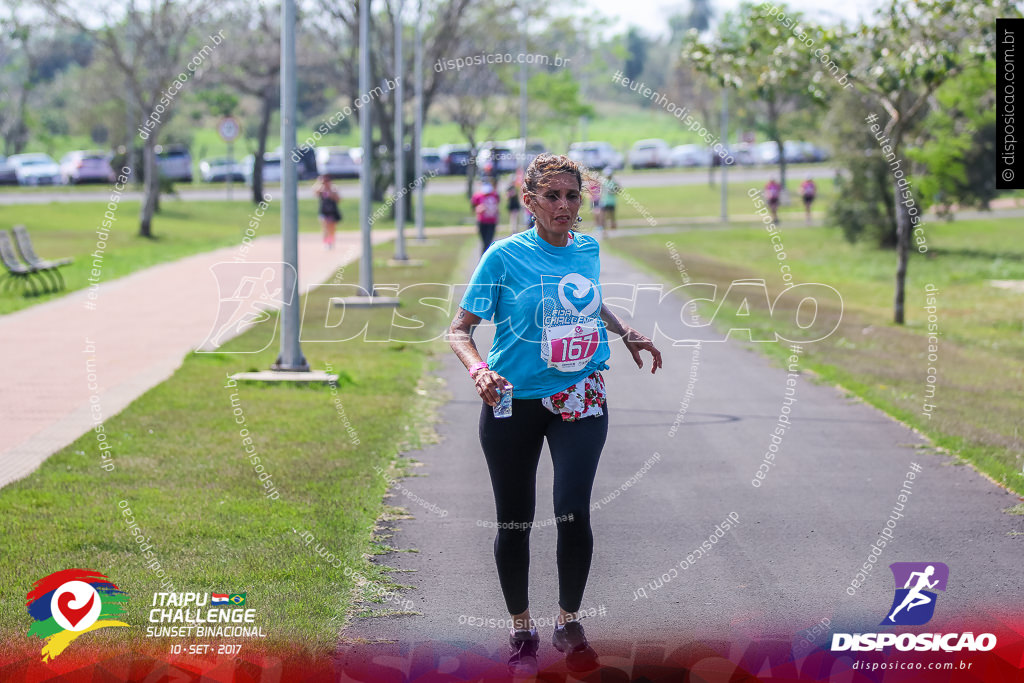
[473,369,511,406]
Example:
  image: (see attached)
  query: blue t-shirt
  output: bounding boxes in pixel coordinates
[460,228,611,399]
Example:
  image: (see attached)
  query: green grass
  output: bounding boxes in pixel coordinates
[0,233,472,655]
[606,218,1024,495]
[0,190,481,315]
[601,172,837,225]
[0,177,828,315]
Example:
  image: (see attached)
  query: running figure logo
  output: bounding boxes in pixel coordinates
[883,562,949,626]
[198,262,293,353]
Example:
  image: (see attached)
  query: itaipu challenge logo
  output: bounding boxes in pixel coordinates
[26,569,129,662]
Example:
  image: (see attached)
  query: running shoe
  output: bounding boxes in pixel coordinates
[552,620,599,671]
[507,628,540,675]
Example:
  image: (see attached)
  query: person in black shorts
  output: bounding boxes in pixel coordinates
[448,153,663,675]
[312,174,341,249]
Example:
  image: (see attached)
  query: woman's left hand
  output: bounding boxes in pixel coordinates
[622,326,662,374]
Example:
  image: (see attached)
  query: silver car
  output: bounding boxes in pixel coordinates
[60,150,115,184]
[8,153,62,185]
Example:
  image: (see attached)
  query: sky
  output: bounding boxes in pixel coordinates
[578,0,886,39]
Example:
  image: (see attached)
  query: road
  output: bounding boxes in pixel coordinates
[337,247,1023,677]
[0,166,838,204]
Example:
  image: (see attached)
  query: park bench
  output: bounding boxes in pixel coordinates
[12,225,73,291]
[0,230,44,296]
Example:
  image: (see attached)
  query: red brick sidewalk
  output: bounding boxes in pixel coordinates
[0,227,470,488]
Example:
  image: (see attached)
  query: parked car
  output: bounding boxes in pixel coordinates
[59,150,115,184]
[199,157,246,182]
[8,153,62,185]
[476,142,517,177]
[243,153,283,184]
[754,141,781,165]
[730,142,757,166]
[155,144,193,182]
[285,145,320,180]
[505,138,547,169]
[420,148,445,176]
[627,139,671,169]
[315,146,360,178]
[438,143,474,175]
[799,141,829,162]
[567,141,624,171]
[669,144,712,167]
[783,140,807,163]
[0,155,19,185]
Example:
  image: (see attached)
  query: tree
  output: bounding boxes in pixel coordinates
[41,0,216,238]
[909,62,998,214]
[624,27,648,82]
[315,0,478,201]
[685,1,826,191]
[209,1,282,204]
[828,0,1014,323]
[0,6,91,154]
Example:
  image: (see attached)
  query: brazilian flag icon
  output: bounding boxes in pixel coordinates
[229,593,246,606]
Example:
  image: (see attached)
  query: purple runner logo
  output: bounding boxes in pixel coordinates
[883,562,948,626]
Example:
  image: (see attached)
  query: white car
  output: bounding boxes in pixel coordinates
[199,157,246,183]
[669,144,712,167]
[315,146,360,178]
[504,138,546,169]
[627,139,671,169]
[567,142,624,171]
[8,153,62,185]
[476,142,516,176]
[755,141,781,165]
[60,150,115,184]
[242,153,283,184]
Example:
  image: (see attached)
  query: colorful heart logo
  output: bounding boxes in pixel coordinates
[56,591,95,629]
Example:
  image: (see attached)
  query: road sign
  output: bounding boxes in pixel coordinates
[219,117,240,143]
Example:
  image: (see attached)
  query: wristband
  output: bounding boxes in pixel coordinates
[469,361,489,377]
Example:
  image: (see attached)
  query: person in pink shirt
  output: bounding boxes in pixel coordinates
[800,176,817,224]
[471,182,501,253]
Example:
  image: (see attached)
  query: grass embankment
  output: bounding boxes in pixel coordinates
[0,234,472,654]
[0,190,476,315]
[606,218,1024,496]
[602,173,837,225]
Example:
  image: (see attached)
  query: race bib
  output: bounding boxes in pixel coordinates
[540,273,602,372]
[545,322,600,372]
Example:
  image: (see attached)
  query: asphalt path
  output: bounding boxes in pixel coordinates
[339,246,1023,672]
[0,166,837,204]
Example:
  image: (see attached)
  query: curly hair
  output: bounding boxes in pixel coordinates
[522,153,598,198]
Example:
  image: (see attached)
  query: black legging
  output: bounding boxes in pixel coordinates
[478,398,609,615]
[478,222,496,252]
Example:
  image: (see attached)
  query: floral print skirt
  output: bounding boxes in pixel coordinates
[541,371,607,421]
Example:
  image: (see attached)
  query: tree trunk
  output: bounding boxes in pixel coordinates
[892,174,911,324]
[252,92,273,204]
[139,137,160,238]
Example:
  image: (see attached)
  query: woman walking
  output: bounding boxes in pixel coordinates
[312,174,341,249]
[447,154,662,675]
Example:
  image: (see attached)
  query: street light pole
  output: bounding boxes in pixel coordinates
[359,0,375,295]
[393,0,407,261]
[414,0,425,242]
[273,0,308,371]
